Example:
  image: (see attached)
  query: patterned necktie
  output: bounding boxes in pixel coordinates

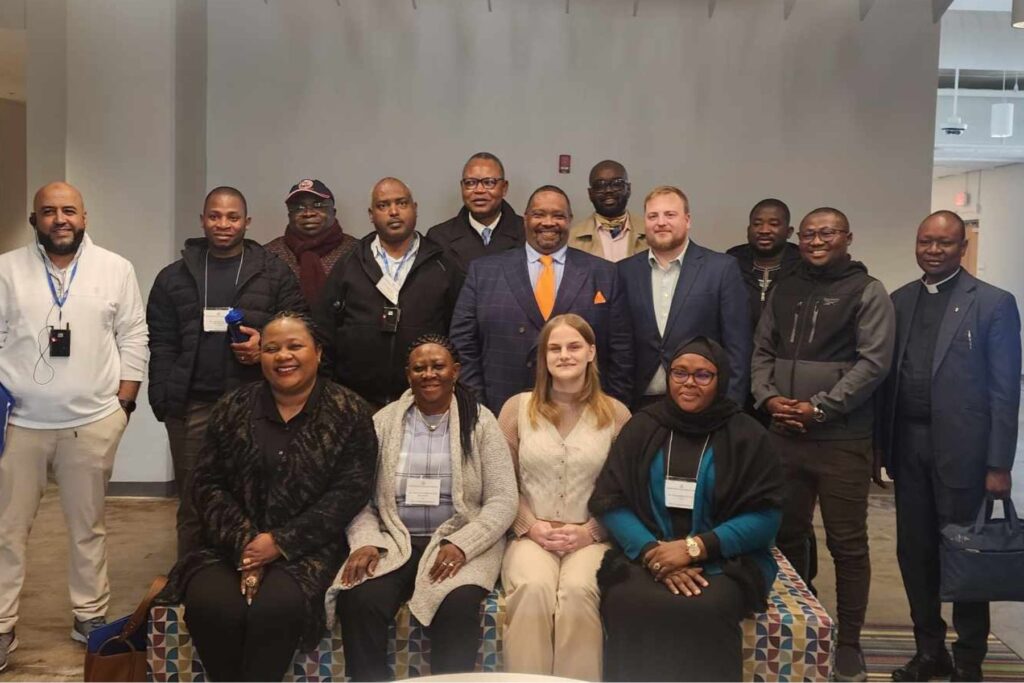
[481,227,493,246]
[598,217,627,240]
[535,255,556,320]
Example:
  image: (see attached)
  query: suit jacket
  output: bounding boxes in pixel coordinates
[450,247,634,414]
[568,212,647,261]
[618,241,751,408]
[879,271,1021,488]
[425,201,524,276]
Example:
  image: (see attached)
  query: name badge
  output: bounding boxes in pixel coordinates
[375,277,400,306]
[665,477,697,510]
[203,307,231,333]
[406,478,441,506]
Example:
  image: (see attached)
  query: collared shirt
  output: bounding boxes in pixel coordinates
[645,240,690,396]
[923,267,961,294]
[395,405,455,536]
[468,212,501,240]
[371,233,420,291]
[252,379,324,469]
[595,214,633,263]
[525,242,568,293]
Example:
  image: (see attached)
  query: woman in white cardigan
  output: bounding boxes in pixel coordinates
[498,314,631,681]
[326,334,516,682]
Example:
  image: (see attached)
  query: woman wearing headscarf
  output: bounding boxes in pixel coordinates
[326,334,517,681]
[498,314,631,681]
[589,336,784,681]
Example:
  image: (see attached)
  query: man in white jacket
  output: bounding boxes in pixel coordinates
[0,182,149,670]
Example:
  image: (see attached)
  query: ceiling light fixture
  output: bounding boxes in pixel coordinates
[1013,0,1024,28]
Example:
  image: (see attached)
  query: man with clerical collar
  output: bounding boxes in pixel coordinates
[568,160,646,262]
[264,178,357,307]
[426,152,524,275]
[752,207,895,682]
[0,182,148,662]
[880,210,1020,683]
[147,186,305,559]
[726,198,801,332]
[317,178,463,409]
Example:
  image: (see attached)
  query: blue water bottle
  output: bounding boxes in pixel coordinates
[224,308,250,343]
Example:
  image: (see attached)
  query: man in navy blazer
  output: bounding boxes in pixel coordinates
[880,211,1021,683]
[450,185,633,415]
[617,185,750,408]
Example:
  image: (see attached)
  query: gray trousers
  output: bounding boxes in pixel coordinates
[164,400,216,559]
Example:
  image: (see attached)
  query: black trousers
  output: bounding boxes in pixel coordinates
[773,434,873,646]
[336,538,488,681]
[183,561,305,682]
[894,421,990,667]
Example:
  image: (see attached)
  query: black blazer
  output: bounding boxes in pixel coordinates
[425,201,524,276]
[880,271,1021,487]
[617,241,751,408]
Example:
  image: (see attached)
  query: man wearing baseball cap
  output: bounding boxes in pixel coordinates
[264,178,357,306]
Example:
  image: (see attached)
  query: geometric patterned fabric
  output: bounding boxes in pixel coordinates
[148,549,833,682]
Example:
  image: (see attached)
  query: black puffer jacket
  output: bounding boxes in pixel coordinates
[315,233,463,406]
[146,238,306,421]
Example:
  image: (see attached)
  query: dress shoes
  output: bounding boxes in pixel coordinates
[891,650,954,681]
[950,663,983,682]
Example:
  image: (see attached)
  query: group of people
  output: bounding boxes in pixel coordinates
[0,150,1018,683]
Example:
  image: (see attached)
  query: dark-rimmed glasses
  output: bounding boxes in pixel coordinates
[287,201,332,215]
[798,228,848,242]
[590,178,628,192]
[669,369,717,386]
[461,177,504,190]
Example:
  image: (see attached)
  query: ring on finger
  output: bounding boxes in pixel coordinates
[652,562,662,571]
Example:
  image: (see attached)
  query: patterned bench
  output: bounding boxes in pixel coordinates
[148,549,833,681]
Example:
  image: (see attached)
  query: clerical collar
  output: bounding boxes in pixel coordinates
[922,268,961,295]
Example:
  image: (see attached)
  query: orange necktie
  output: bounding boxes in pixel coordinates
[535,255,556,320]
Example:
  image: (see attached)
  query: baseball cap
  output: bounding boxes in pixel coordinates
[286,178,334,203]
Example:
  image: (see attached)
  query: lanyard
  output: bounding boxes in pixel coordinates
[203,250,245,309]
[375,240,417,282]
[665,432,710,482]
[44,259,79,309]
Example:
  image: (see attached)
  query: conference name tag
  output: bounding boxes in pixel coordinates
[406,478,442,506]
[665,478,697,510]
[203,307,231,333]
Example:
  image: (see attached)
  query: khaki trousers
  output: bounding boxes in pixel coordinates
[0,409,127,632]
[501,537,608,681]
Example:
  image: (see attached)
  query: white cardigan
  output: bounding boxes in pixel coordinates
[326,390,517,627]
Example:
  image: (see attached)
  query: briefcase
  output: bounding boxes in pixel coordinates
[84,576,167,682]
[940,498,1024,603]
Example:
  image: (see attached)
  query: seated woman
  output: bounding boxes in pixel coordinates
[156,311,378,682]
[498,314,630,681]
[589,336,784,682]
[327,334,517,682]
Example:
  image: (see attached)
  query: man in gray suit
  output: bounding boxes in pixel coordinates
[881,210,1021,683]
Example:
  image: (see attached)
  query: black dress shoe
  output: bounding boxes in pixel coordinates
[950,664,982,682]
[891,651,954,681]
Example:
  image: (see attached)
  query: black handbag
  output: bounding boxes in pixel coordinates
[940,498,1024,603]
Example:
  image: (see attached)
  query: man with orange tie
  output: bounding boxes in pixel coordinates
[450,185,633,414]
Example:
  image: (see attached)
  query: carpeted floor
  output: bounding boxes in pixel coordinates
[862,625,1024,682]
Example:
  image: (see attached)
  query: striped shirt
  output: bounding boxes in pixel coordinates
[395,405,455,536]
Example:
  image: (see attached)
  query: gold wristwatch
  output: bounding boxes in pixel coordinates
[685,536,701,559]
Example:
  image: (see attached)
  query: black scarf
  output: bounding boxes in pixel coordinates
[589,336,784,613]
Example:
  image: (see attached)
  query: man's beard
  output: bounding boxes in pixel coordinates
[37,227,85,256]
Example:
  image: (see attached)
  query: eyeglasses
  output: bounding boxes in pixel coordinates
[668,369,717,386]
[461,177,504,190]
[590,178,628,192]
[287,201,332,215]
[798,228,848,242]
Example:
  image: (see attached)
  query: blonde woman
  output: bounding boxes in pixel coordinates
[498,314,631,680]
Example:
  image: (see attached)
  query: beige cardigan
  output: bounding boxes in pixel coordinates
[325,390,517,627]
[568,212,647,261]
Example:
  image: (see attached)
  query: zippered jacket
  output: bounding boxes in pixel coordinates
[750,257,895,440]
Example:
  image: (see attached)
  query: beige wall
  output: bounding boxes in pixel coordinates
[0,98,26,254]
[207,0,940,292]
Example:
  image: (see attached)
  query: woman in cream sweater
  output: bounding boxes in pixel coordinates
[498,314,631,681]
[326,334,516,681]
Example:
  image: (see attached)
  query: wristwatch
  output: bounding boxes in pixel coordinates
[685,536,701,559]
[119,399,137,415]
[811,404,827,423]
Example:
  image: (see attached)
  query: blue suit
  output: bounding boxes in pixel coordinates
[450,246,633,415]
[617,241,751,407]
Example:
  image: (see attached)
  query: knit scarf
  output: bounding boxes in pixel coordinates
[284,220,346,303]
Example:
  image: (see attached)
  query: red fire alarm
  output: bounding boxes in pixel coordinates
[558,155,571,174]
[954,191,970,208]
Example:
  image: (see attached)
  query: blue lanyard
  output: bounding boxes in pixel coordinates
[376,239,417,282]
[44,258,79,309]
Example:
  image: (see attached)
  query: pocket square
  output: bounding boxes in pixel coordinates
[594,291,607,304]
